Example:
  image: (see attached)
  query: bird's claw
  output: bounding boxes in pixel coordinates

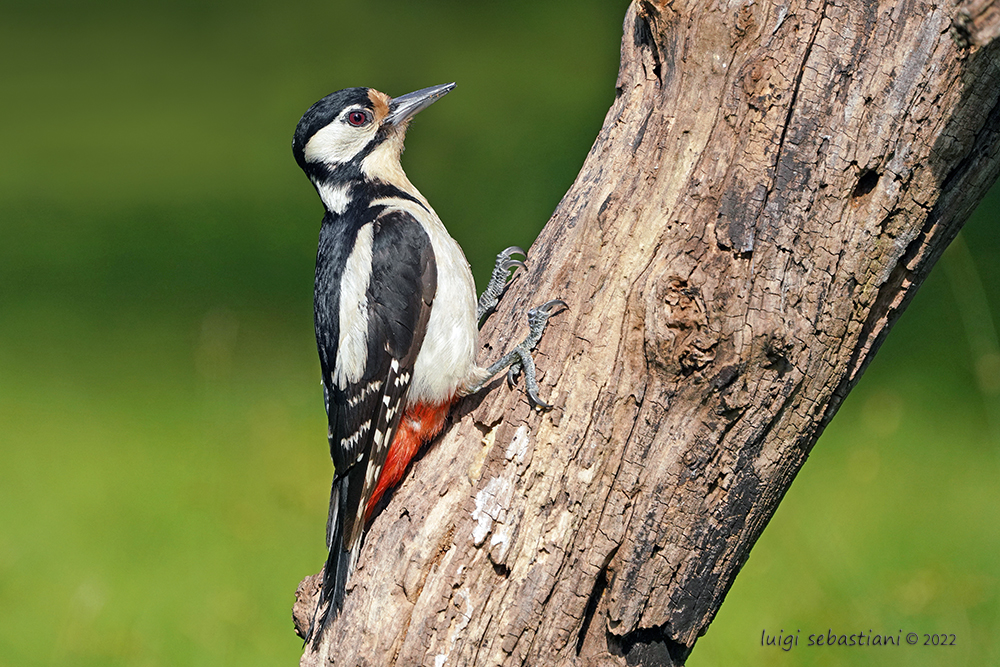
[501,301,567,410]
[528,299,568,321]
[495,249,526,288]
[501,245,526,259]
[496,246,526,278]
[526,384,552,410]
[473,248,566,410]
[477,246,528,324]
[506,362,520,388]
[522,299,568,351]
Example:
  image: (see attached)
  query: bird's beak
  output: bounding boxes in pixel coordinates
[386,83,456,126]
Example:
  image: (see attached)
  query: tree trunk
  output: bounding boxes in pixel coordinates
[295,0,1000,664]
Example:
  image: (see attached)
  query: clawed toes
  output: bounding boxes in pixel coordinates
[529,299,568,317]
[478,247,529,324]
[501,258,526,272]
[498,246,526,276]
[527,388,552,410]
[526,299,568,331]
[506,363,520,388]
[500,245,526,259]
[475,284,566,410]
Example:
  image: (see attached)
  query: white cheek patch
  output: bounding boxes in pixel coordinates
[304,116,376,166]
[333,222,374,388]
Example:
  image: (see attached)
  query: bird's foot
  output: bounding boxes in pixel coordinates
[477,245,525,325]
[477,299,567,409]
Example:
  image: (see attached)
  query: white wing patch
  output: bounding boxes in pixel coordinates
[333,223,374,389]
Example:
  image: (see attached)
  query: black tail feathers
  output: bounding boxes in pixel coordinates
[306,477,354,647]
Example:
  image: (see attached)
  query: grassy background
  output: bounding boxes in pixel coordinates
[1,1,996,665]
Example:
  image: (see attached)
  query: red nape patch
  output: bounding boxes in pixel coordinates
[365,398,455,519]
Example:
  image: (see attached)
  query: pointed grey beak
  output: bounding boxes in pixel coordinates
[386,82,456,125]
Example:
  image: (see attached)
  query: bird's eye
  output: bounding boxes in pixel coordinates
[347,110,370,127]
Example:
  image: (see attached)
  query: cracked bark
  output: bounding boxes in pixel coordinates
[296,1,1000,665]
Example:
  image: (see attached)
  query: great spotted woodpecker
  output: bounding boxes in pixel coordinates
[292,83,563,644]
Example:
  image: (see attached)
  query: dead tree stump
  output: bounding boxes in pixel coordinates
[297,0,1000,664]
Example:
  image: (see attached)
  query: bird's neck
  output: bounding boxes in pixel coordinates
[314,174,430,221]
[358,132,411,194]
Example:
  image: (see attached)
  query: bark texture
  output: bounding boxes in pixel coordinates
[297,0,1000,664]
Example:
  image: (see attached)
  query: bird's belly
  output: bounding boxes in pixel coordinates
[408,232,479,405]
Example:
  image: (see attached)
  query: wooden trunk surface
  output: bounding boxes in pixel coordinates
[299,1,1000,664]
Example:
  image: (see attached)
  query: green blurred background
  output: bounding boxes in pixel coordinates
[1,1,996,665]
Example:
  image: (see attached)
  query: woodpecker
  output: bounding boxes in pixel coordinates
[292,83,563,645]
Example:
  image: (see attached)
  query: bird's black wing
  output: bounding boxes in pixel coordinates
[310,207,436,640]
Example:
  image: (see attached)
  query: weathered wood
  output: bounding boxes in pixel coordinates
[297,0,1000,664]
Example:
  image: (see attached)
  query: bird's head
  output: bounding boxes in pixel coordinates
[292,83,455,186]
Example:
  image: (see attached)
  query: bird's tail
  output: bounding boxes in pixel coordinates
[307,475,356,647]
